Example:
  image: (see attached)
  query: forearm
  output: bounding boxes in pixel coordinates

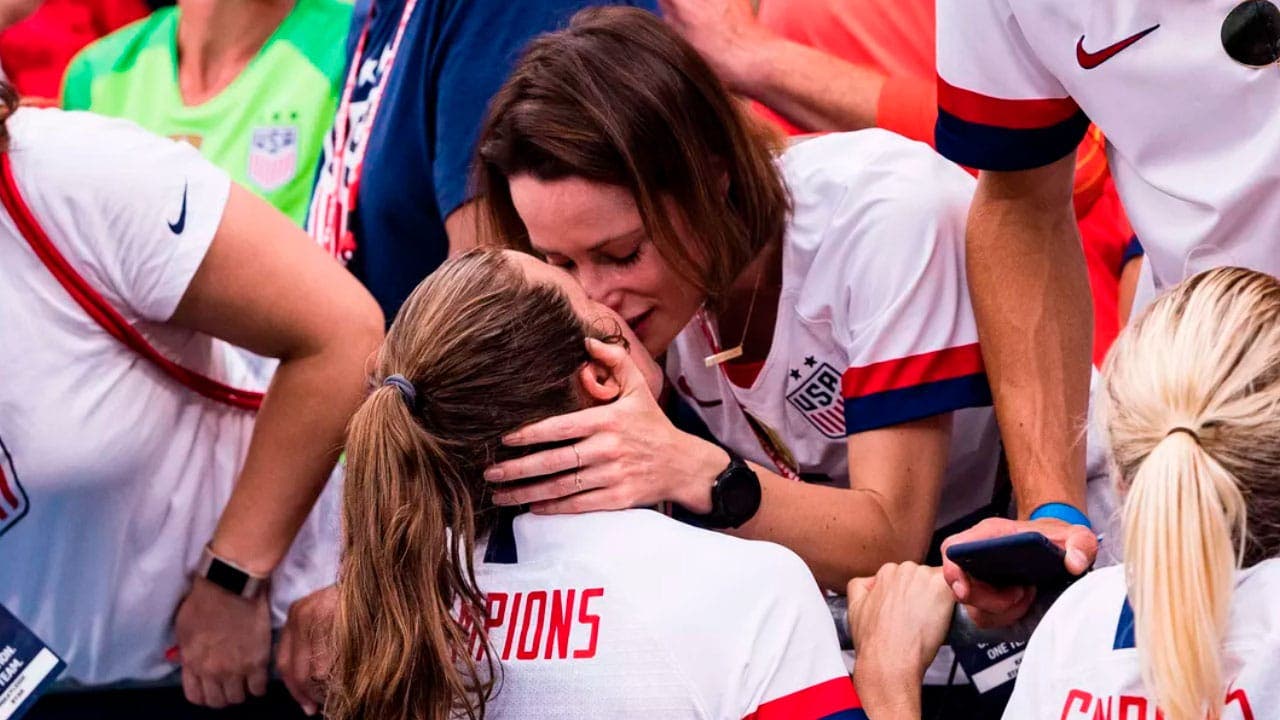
[967,173,1091,515]
[210,347,370,575]
[734,469,925,591]
[854,664,924,720]
[729,36,885,133]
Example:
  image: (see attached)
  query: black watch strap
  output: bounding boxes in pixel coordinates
[700,452,763,530]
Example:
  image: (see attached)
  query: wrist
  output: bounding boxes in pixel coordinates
[854,662,924,719]
[198,544,270,599]
[1028,502,1092,529]
[671,438,729,515]
[721,29,785,94]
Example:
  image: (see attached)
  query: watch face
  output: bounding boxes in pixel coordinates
[207,559,250,596]
[719,463,762,525]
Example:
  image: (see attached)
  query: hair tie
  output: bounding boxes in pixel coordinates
[383,374,418,411]
[1166,426,1200,443]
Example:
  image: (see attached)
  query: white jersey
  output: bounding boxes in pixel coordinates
[0,108,339,684]
[666,131,1001,531]
[469,510,862,719]
[935,0,1280,289]
[1005,561,1280,719]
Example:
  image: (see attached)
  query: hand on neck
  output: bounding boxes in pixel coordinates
[176,0,297,106]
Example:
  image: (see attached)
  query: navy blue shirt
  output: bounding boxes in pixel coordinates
[310,0,658,321]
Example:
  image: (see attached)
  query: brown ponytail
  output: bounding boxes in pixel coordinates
[328,249,618,720]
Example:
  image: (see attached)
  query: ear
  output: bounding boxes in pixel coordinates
[577,358,621,403]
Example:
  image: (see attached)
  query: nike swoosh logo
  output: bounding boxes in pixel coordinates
[1077,24,1160,69]
[168,181,188,234]
[677,376,722,408]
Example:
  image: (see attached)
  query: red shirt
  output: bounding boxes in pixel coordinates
[0,0,148,101]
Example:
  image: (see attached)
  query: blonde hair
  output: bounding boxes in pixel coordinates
[1101,267,1280,720]
[328,249,622,720]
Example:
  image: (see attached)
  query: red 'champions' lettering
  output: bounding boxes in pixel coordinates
[460,587,604,662]
[1058,686,1255,720]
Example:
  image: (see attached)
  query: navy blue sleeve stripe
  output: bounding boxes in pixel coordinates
[1114,598,1136,650]
[844,373,993,435]
[936,109,1091,172]
[1122,236,1145,265]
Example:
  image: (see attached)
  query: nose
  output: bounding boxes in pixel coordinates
[577,266,626,312]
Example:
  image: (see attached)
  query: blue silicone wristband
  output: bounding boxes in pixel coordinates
[1029,502,1093,530]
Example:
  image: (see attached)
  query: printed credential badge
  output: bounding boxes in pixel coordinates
[0,604,64,720]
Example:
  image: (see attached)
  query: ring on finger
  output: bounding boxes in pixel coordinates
[572,444,584,491]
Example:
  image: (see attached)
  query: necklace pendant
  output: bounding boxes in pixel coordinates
[704,345,744,367]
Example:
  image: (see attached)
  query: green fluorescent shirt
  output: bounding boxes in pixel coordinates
[61,0,352,226]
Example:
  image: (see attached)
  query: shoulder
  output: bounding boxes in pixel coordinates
[1230,559,1280,636]
[781,130,974,263]
[8,108,196,183]
[548,510,818,599]
[782,129,975,209]
[1031,565,1128,655]
[67,9,173,77]
[275,0,356,78]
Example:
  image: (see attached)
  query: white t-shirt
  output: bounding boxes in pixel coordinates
[935,0,1280,290]
[666,131,1001,531]
[471,510,861,719]
[0,108,339,684]
[1005,561,1280,719]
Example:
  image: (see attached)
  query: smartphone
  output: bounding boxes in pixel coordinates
[945,531,1074,588]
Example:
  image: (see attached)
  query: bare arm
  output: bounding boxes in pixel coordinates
[444,200,480,257]
[171,184,384,575]
[967,155,1089,516]
[660,0,885,132]
[1117,255,1142,325]
[732,415,951,590]
[486,339,953,593]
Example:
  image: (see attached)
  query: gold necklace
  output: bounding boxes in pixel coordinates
[703,262,765,367]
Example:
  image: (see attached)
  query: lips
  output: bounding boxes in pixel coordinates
[626,309,654,337]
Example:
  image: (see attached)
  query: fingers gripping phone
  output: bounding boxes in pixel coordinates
[945,531,1078,589]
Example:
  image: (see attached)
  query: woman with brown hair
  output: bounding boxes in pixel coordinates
[325,248,858,720]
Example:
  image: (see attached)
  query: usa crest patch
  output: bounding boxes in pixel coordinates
[0,434,28,538]
[247,125,298,191]
[787,363,846,439]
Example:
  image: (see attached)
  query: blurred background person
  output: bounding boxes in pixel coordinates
[0,96,381,717]
[308,0,657,321]
[0,0,147,104]
[61,0,351,226]
[319,248,860,720]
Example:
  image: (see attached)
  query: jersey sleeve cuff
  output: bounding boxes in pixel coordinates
[935,78,1089,171]
[842,344,993,434]
[742,676,864,720]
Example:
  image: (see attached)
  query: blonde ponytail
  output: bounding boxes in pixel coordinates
[1122,431,1245,720]
[1102,267,1280,720]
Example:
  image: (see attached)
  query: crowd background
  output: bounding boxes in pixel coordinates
[1,0,1277,719]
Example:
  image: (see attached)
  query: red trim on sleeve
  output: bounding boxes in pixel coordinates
[937,77,1080,130]
[742,676,860,720]
[842,344,985,399]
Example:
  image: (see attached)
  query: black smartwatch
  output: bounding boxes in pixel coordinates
[699,453,763,529]
[197,546,267,599]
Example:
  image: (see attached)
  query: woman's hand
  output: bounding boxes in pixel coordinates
[173,578,271,708]
[276,584,339,716]
[485,338,728,515]
[846,563,954,719]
